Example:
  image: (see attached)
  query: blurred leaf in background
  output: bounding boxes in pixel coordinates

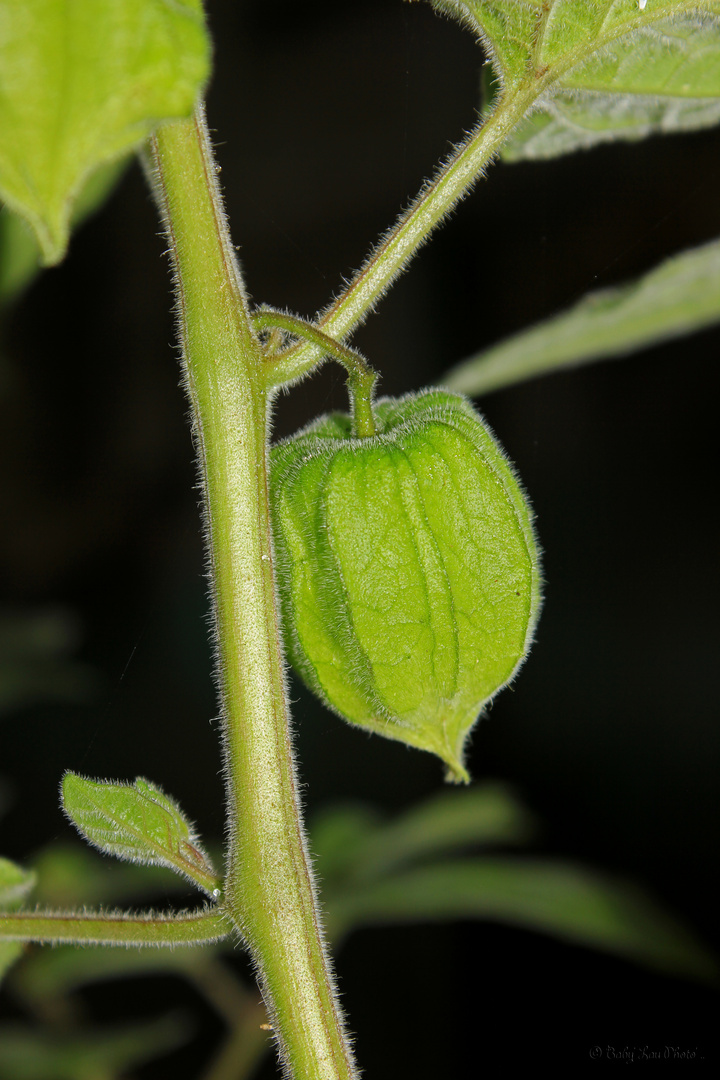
[0,857,36,986]
[0,610,97,716]
[313,787,716,983]
[442,238,720,395]
[0,1015,190,1080]
[2,785,713,1078]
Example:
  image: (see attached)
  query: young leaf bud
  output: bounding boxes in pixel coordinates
[271,390,541,782]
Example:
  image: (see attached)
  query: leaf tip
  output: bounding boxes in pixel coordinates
[443,758,471,785]
[29,210,70,268]
[59,768,83,803]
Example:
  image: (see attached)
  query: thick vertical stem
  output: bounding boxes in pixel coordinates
[149,107,357,1080]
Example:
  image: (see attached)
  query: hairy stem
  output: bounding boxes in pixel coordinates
[0,908,228,947]
[269,85,540,383]
[148,107,358,1080]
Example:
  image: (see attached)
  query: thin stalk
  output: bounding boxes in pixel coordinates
[201,1018,270,1080]
[268,84,541,385]
[195,966,269,1080]
[254,309,377,437]
[149,107,358,1080]
[0,908,227,947]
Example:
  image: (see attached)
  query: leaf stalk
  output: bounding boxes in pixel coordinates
[0,907,228,947]
[254,308,377,437]
[270,84,540,379]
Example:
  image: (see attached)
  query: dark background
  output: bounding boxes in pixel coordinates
[1,0,718,1075]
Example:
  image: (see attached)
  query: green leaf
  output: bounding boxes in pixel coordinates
[312,784,532,884]
[442,238,720,396]
[319,784,534,885]
[507,4,720,159]
[10,941,218,1007]
[0,1016,188,1080]
[0,857,36,984]
[310,805,383,883]
[431,0,542,88]
[61,774,220,898]
[0,213,41,308]
[352,784,534,877]
[0,0,210,265]
[326,857,718,981]
[0,858,36,909]
[0,158,130,306]
[429,2,720,157]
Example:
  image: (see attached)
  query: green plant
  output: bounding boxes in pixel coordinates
[1,1,718,1078]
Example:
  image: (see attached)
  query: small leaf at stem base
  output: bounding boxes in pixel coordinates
[61,774,220,898]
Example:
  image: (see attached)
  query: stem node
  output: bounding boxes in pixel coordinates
[254,308,377,438]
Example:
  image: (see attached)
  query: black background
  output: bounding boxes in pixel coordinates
[1,1,718,1075]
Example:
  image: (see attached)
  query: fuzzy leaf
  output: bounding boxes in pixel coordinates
[428,2,720,156]
[507,4,720,158]
[442,238,720,395]
[0,0,210,265]
[430,0,541,88]
[326,857,718,981]
[61,774,220,898]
